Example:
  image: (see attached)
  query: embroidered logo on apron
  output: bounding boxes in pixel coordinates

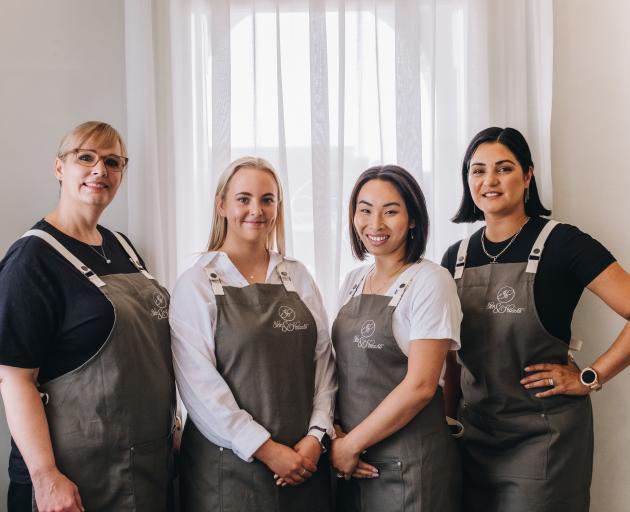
[151,291,169,320]
[273,305,309,332]
[486,285,525,314]
[353,319,384,349]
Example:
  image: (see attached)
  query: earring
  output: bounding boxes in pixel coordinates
[410,229,415,240]
[473,204,477,215]
[524,188,530,203]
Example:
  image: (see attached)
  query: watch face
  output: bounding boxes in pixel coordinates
[581,369,597,385]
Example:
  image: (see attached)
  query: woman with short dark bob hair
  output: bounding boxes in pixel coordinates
[332,165,462,511]
[442,126,630,511]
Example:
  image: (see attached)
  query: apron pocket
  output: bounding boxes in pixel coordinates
[360,459,404,512]
[464,410,551,480]
[131,433,173,511]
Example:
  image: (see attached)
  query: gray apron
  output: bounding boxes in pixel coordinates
[179,261,332,512]
[23,229,176,511]
[332,264,461,512]
[454,220,593,512]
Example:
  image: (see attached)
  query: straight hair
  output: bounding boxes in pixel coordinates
[348,165,429,263]
[207,157,286,254]
[452,126,551,223]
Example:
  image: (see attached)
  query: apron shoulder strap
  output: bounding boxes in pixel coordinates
[341,266,372,307]
[388,262,423,307]
[453,236,470,280]
[204,265,225,296]
[276,261,297,292]
[111,232,155,280]
[525,220,560,274]
[21,229,106,288]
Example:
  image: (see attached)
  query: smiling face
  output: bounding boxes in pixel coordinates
[218,167,279,246]
[353,179,413,261]
[55,137,124,213]
[467,142,532,219]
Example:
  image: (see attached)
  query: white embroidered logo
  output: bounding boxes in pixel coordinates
[273,305,309,332]
[486,285,525,314]
[353,319,384,349]
[151,291,169,320]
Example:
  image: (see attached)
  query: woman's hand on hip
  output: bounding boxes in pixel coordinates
[521,362,590,398]
[32,466,84,512]
[254,439,317,486]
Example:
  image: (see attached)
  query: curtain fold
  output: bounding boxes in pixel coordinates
[125,0,554,302]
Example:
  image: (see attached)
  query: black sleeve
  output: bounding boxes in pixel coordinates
[555,225,616,287]
[0,239,59,368]
[441,241,461,277]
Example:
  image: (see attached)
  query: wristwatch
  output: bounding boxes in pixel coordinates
[580,367,602,391]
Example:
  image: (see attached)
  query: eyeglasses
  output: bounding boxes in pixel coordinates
[60,149,129,172]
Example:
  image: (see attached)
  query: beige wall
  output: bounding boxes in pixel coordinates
[0,0,127,506]
[552,0,630,510]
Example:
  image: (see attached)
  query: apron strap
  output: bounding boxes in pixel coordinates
[388,263,422,307]
[21,230,106,288]
[341,266,373,307]
[276,261,297,292]
[525,220,560,274]
[204,266,225,296]
[453,236,470,280]
[111,232,155,280]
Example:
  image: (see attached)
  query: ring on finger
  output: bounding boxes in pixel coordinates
[300,468,306,476]
[549,377,554,387]
[336,472,344,478]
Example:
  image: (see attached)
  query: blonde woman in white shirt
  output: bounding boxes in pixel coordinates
[170,157,336,511]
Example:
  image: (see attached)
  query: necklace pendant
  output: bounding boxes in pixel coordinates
[106,259,112,264]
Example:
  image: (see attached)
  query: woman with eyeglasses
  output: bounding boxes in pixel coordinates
[0,121,176,512]
[442,126,630,511]
[170,157,336,512]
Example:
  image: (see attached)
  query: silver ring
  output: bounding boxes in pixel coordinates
[336,472,344,479]
[549,378,554,387]
[300,469,306,476]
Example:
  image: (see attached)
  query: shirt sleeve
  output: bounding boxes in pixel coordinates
[405,265,462,350]
[169,266,270,462]
[558,224,616,287]
[0,240,58,368]
[292,261,337,439]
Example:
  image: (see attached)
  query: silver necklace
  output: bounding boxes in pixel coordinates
[88,243,111,264]
[366,262,407,294]
[481,218,529,264]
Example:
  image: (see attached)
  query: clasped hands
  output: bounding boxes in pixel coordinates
[330,426,379,481]
[256,436,321,487]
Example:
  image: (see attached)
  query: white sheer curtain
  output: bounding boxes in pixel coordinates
[124,0,553,308]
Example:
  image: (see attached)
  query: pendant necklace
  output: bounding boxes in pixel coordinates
[367,262,408,294]
[88,243,111,264]
[481,217,529,264]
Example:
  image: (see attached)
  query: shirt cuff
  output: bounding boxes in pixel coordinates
[307,427,326,442]
[231,421,271,462]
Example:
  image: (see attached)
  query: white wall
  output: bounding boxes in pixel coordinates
[0,0,127,506]
[552,1,630,510]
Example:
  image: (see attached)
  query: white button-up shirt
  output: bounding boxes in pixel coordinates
[170,251,337,462]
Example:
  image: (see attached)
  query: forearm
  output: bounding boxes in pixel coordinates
[0,374,56,478]
[591,320,630,384]
[343,379,435,454]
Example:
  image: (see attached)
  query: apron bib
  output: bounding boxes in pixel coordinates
[332,264,461,512]
[23,230,176,512]
[179,262,332,512]
[454,220,593,512]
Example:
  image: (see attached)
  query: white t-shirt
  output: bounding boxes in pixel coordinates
[337,259,463,355]
[170,251,337,462]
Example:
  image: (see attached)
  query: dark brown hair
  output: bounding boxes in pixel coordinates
[348,165,429,263]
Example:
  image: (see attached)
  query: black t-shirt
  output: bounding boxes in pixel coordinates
[441,216,615,343]
[0,219,146,483]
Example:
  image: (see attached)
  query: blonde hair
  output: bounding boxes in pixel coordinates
[57,121,127,159]
[207,157,286,254]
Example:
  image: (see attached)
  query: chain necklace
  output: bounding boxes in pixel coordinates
[88,243,111,264]
[481,218,529,264]
[366,262,408,294]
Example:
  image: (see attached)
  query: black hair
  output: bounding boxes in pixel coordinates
[348,165,429,263]
[452,126,551,223]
